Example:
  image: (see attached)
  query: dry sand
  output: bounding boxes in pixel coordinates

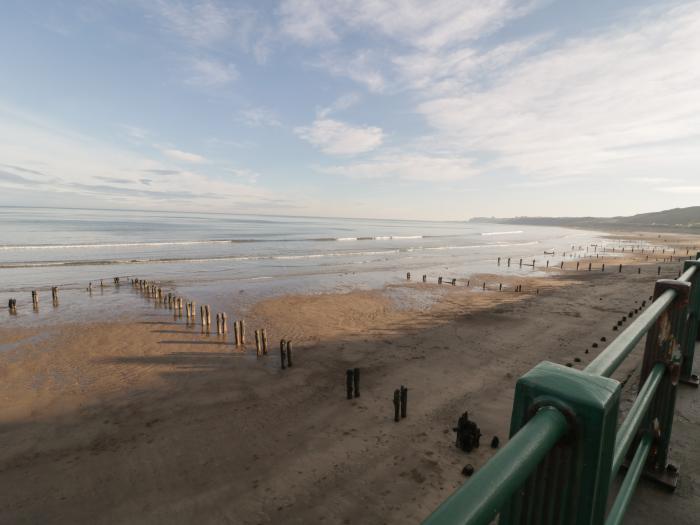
[0,235,698,524]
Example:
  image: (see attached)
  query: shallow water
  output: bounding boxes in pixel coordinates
[1,207,608,326]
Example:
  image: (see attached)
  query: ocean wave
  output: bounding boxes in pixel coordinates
[0,235,427,250]
[406,241,538,252]
[480,230,524,236]
[0,249,401,269]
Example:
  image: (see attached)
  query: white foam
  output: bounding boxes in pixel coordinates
[481,230,524,236]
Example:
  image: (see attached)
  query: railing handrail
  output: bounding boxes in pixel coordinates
[423,253,700,525]
[584,289,676,377]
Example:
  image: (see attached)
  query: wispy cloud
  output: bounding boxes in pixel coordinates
[184,57,237,86]
[149,0,252,48]
[0,103,284,211]
[412,3,700,182]
[317,93,361,118]
[162,148,206,163]
[317,50,386,93]
[239,106,281,127]
[278,0,535,50]
[323,152,478,181]
[657,186,700,194]
[295,118,384,155]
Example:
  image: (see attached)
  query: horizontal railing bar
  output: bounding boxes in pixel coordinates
[422,407,568,525]
[604,433,653,525]
[584,289,676,377]
[678,263,697,283]
[610,362,665,478]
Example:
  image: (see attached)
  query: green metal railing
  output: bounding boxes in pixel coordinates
[424,252,700,525]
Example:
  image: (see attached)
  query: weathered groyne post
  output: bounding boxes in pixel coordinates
[234,320,241,346]
[400,385,408,418]
[286,340,293,367]
[255,330,261,356]
[280,339,286,369]
[261,328,268,354]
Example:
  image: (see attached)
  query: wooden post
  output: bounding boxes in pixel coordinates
[546,260,549,269]
[240,320,246,344]
[280,339,286,369]
[638,267,641,274]
[400,385,407,418]
[234,320,240,346]
[507,257,511,267]
[255,330,261,356]
[286,340,293,367]
[261,328,268,354]
[216,313,222,335]
[482,282,486,290]
[519,258,522,268]
[499,283,502,291]
[438,277,442,284]
[619,264,622,273]
[576,261,580,271]
[393,389,400,422]
[347,370,354,400]
[407,272,411,280]
[588,262,592,271]
[602,263,605,272]
[560,261,563,269]
[422,274,427,282]
[191,301,196,323]
[498,257,501,266]
[658,266,661,275]
[222,313,227,334]
[353,368,360,397]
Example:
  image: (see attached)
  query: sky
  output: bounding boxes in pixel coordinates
[1,0,699,221]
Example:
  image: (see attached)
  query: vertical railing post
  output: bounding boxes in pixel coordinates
[500,362,620,525]
[634,279,690,489]
[681,257,700,385]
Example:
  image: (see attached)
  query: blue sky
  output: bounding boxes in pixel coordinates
[1,0,699,220]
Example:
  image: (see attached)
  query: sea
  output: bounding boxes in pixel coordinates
[0,207,605,325]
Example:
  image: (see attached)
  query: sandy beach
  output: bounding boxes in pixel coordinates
[0,232,698,524]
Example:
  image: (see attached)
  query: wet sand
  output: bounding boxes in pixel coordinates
[0,234,698,524]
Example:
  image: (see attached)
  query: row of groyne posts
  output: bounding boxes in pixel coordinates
[5,276,295,369]
[129,278,293,365]
[407,273,528,294]
[423,252,700,525]
[403,243,698,294]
